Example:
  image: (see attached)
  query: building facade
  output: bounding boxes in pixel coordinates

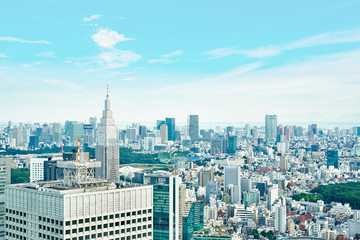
[95,92,120,182]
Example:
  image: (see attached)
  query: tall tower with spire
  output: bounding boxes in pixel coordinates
[95,85,119,182]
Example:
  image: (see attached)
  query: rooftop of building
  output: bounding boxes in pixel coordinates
[7,180,148,195]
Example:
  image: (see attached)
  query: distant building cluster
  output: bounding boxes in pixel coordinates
[2,93,360,240]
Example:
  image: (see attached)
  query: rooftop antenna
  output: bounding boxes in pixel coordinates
[107,84,109,99]
[77,138,81,163]
[61,144,64,155]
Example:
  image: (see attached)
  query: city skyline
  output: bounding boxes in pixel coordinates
[1,1,360,123]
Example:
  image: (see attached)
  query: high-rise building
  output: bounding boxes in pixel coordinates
[227,135,237,154]
[280,155,289,171]
[188,115,199,142]
[28,136,39,150]
[182,201,204,240]
[83,124,95,147]
[224,166,241,189]
[144,174,180,240]
[210,139,226,155]
[30,157,47,182]
[326,149,338,168]
[205,181,221,203]
[267,184,279,210]
[198,170,214,187]
[95,90,120,182]
[241,178,252,192]
[144,137,155,151]
[159,124,168,144]
[5,180,153,240]
[165,118,175,141]
[52,123,62,145]
[265,115,277,141]
[0,158,11,239]
[139,125,147,139]
[275,198,286,233]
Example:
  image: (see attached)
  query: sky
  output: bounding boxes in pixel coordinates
[1,0,360,125]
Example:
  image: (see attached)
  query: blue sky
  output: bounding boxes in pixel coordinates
[1,0,360,124]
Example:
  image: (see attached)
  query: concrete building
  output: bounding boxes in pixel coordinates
[224,165,241,189]
[5,160,153,240]
[0,158,11,240]
[198,170,214,187]
[274,198,286,233]
[95,90,120,182]
[265,115,277,141]
[30,158,47,182]
[188,115,199,143]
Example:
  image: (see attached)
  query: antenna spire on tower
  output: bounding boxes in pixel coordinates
[107,84,109,98]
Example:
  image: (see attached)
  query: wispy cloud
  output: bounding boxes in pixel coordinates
[0,36,50,44]
[148,49,184,64]
[83,14,102,22]
[97,50,141,68]
[91,29,133,49]
[23,62,42,68]
[148,59,175,64]
[0,53,7,58]
[161,50,184,58]
[43,79,83,90]
[121,77,135,81]
[35,52,56,58]
[205,28,360,59]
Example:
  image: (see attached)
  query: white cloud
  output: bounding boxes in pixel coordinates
[97,50,141,68]
[149,50,184,64]
[205,28,360,59]
[121,77,135,81]
[0,53,7,58]
[43,79,83,90]
[35,52,56,58]
[91,29,133,48]
[161,50,184,58]
[148,59,174,64]
[23,62,42,68]
[83,14,102,22]
[0,36,50,44]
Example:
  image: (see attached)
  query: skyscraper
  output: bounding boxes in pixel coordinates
[265,115,277,141]
[188,115,199,142]
[326,149,339,169]
[159,124,168,144]
[198,170,214,187]
[95,89,120,182]
[144,174,180,240]
[165,118,175,141]
[275,198,287,233]
[224,165,241,189]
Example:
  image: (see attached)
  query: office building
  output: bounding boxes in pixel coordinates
[144,137,155,151]
[182,201,204,240]
[95,90,120,182]
[280,155,289,171]
[165,118,175,141]
[198,170,214,187]
[159,124,168,144]
[275,198,286,233]
[265,115,277,141]
[0,158,11,239]
[224,165,241,189]
[188,115,199,142]
[326,149,338,169]
[144,174,180,240]
[28,136,39,150]
[267,184,279,210]
[210,139,226,155]
[52,123,62,145]
[30,158,47,182]
[241,178,252,192]
[227,135,237,154]
[5,166,153,240]
[205,181,221,203]
[83,124,95,147]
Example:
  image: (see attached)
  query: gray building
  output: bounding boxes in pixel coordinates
[0,158,11,240]
[199,170,214,187]
[95,91,120,182]
[188,115,199,142]
[265,114,277,141]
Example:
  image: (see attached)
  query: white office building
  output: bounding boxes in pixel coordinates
[30,158,47,182]
[274,198,286,233]
[5,181,153,240]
